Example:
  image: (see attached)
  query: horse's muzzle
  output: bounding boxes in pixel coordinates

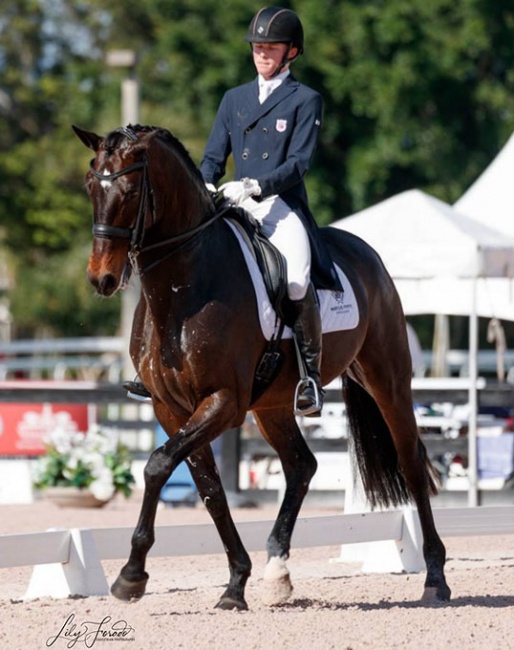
[87,269,121,297]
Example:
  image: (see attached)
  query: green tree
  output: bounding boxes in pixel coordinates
[298,0,514,217]
[2,0,514,337]
[0,0,120,336]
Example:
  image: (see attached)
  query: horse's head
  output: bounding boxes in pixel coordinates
[73,124,152,296]
[73,124,215,297]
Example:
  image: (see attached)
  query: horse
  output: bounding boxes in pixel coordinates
[73,123,451,609]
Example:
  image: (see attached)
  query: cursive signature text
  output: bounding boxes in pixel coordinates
[46,614,135,648]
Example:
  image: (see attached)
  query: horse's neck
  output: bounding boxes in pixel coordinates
[153,145,212,237]
[140,225,212,299]
[140,219,232,309]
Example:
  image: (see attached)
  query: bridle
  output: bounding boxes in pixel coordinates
[89,158,150,261]
[88,127,220,274]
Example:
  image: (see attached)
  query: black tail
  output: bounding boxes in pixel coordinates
[342,375,437,509]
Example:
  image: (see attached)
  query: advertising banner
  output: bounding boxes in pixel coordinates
[0,403,90,456]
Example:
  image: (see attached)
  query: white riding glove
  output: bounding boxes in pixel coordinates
[205,182,217,193]
[219,178,262,206]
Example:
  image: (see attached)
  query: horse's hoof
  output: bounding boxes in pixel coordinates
[111,574,148,602]
[215,596,248,611]
[421,585,451,604]
[261,577,293,606]
[261,557,293,606]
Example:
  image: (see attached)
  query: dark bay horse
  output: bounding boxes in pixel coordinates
[73,123,450,609]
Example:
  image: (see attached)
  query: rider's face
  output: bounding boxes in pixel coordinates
[252,42,298,80]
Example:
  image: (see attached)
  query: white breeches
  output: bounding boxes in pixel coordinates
[240,195,311,301]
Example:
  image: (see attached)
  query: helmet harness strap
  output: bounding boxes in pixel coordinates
[272,43,294,78]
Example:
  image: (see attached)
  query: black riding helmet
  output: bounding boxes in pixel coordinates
[244,7,304,76]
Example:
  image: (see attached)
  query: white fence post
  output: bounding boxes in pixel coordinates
[336,466,425,573]
[25,528,109,600]
[356,506,425,573]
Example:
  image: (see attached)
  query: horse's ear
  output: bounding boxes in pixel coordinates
[72,125,103,152]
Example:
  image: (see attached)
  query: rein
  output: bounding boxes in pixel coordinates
[89,132,221,274]
[137,212,220,274]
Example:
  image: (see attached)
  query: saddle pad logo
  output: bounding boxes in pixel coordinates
[329,290,352,316]
[276,119,287,133]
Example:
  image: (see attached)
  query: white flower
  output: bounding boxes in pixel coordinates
[32,456,51,482]
[86,426,117,455]
[34,425,134,498]
[62,465,75,480]
[89,466,116,500]
[44,429,85,455]
[88,452,109,477]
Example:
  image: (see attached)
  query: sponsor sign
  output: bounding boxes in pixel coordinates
[0,402,90,456]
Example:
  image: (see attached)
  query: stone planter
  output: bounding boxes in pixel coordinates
[39,486,112,508]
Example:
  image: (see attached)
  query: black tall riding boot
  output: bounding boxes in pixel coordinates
[292,283,323,417]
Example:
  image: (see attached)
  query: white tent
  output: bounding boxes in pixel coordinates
[450,134,514,503]
[333,189,514,319]
[451,133,514,320]
[332,188,514,506]
[455,132,514,237]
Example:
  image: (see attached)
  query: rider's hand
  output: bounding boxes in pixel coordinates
[205,182,217,193]
[219,178,261,206]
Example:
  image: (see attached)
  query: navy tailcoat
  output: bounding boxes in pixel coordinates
[200,74,338,290]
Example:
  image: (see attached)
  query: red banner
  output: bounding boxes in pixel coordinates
[0,403,90,456]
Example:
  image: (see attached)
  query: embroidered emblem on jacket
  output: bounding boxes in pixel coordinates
[276,119,287,133]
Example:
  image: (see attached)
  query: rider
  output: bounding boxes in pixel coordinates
[124,6,338,416]
[200,6,338,416]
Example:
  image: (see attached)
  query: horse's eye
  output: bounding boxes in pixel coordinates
[125,187,139,201]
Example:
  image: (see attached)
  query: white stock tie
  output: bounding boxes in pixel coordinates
[259,83,274,104]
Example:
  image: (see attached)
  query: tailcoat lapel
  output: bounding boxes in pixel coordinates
[241,75,299,130]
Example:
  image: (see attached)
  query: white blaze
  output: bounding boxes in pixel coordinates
[100,169,112,190]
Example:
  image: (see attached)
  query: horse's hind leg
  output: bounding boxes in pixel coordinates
[350,349,451,602]
[253,407,318,606]
[186,445,252,610]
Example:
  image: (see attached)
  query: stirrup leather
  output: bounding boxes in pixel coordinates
[293,376,322,416]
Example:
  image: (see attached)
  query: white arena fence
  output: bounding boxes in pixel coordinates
[1,506,513,600]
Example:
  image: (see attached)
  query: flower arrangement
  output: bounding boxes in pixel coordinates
[33,426,135,501]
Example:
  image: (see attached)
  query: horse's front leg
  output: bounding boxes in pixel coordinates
[187,445,252,610]
[253,408,318,606]
[111,393,239,602]
[110,440,175,601]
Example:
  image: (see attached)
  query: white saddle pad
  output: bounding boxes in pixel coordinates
[226,219,360,341]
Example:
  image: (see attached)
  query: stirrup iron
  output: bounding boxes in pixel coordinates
[123,380,152,403]
[293,376,322,416]
[126,391,152,403]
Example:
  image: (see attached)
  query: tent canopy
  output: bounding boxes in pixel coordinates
[333,189,514,281]
[448,132,514,320]
[455,133,514,237]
